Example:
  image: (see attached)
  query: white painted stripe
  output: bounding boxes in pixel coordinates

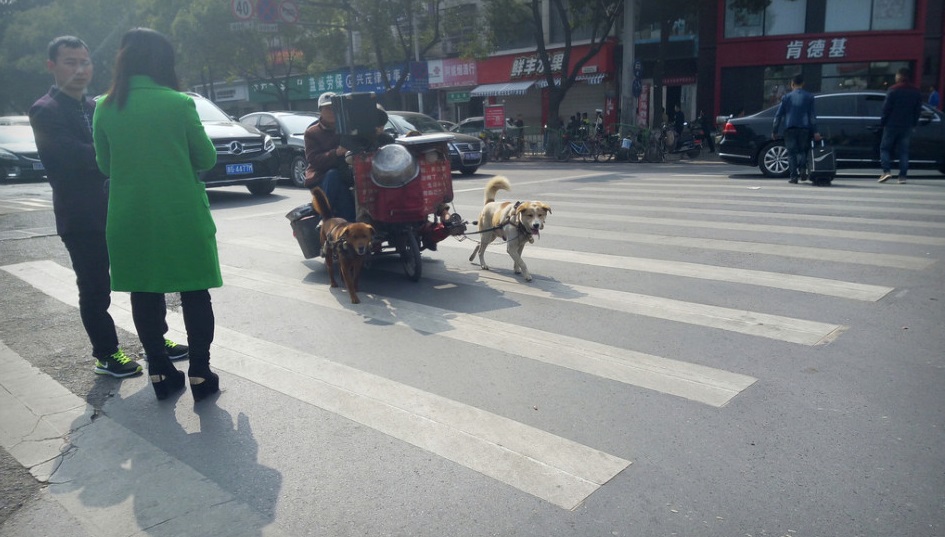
[543,226,933,270]
[547,192,945,217]
[2,261,633,509]
[223,236,843,345]
[580,183,945,201]
[490,203,945,246]
[435,240,893,301]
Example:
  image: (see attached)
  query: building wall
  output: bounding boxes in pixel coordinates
[713,0,933,117]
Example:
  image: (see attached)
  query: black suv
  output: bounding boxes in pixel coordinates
[385,111,484,175]
[718,91,945,177]
[239,111,320,188]
[189,93,279,195]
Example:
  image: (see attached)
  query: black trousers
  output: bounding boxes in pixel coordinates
[60,231,119,360]
[131,290,214,370]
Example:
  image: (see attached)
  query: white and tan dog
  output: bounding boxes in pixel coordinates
[469,176,551,282]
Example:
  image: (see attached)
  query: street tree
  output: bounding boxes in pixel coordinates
[485,0,623,131]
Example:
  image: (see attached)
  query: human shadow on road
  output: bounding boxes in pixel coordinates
[52,386,282,536]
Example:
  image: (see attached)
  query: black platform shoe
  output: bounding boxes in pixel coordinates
[189,370,220,402]
[150,369,185,400]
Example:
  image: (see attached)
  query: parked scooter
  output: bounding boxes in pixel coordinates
[661,122,702,159]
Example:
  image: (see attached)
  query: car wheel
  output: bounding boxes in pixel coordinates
[247,181,276,196]
[290,155,307,188]
[459,166,478,176]
[760,143,790,177]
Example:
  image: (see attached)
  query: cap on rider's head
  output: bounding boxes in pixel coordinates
[318,92,336,108]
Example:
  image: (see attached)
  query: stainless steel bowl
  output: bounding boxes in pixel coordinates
[371,144,419,188]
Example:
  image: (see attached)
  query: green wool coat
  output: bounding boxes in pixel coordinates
[93,76,222,293]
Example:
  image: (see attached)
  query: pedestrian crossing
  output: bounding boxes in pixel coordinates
[3,173,944,513]
[0,197,53,214]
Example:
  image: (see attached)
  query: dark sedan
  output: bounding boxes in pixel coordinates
[385,111,484,175]
[0,126,46,181]
[240,111,320,188]
[189,93,279,196]
[718,91,945,177]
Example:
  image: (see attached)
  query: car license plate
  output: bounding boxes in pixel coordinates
[226,163,253,175]
[32,162,45,170]
[462,152,478,162]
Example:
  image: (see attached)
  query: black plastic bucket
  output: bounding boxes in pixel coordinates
[286,203,321,259]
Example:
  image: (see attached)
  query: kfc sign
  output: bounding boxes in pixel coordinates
[785,38,848,60]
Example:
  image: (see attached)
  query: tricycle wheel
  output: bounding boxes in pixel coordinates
[399,231,422,281]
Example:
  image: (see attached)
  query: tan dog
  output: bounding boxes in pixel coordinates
[311,187,375,304]
[469,176,551,282]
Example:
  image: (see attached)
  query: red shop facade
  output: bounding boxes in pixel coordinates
[470,41,619,131]
[712,0,943,118]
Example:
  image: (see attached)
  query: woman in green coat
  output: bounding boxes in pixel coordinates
[93,28,221,401]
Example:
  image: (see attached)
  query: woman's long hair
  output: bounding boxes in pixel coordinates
[104,28,179,110]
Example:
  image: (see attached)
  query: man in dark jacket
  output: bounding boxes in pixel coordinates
[304,92,356,221]
[878,67,923,184]
[772,75,821,184]
[29,36,186,378]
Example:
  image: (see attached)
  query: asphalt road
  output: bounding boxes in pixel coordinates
[1,158,943,537]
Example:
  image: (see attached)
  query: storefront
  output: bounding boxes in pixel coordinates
[426,58,479,122]
[713,0,935,117]
[470,42,618,131]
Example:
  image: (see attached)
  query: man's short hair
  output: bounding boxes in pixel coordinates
[792,75,804,86]
[48,36,89,62]
[897,67,912,80]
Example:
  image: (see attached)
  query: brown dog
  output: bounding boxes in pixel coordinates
[469,176,551,282]
[311,187,375,304]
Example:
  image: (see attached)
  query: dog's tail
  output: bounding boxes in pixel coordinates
[484,176,511,205]
[311,187,334,220]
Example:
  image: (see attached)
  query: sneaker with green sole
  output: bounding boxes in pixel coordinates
[165,339,189,361]
[94,350,143,378]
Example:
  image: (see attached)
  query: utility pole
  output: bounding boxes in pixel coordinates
[412,10,424,113]
[619,0,636,135]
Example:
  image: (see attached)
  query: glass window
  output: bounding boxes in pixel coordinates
[826,0,914,31]
[725,1,764,37]
[872,0,914,30]
[765,0,807,35]
[815,94,856,117]
[859,95,886,117]
[825,0,871,31]
[821,63,870,92]
[763,65,802,108]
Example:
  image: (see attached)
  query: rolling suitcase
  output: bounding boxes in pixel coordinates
[808,139,836,186]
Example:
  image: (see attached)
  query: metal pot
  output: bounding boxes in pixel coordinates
[371,144,419,188]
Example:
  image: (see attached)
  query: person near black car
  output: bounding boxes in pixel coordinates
[303,92,357,220]
[304,99,393,221]
[93,28,219,401]
[878,68,923,184]
[697,110,715,153]
[29,35,187,380]
[772,75,821,184]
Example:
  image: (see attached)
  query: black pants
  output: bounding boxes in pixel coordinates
[131,290,214,370]
[60,231,119,360]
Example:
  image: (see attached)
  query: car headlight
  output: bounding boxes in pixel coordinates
[0,148,19,161]
[447,143,458,154]
[263,135,275,152]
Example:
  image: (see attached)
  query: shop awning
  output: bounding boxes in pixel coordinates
[534,73,607,88]
[469,80,536,97]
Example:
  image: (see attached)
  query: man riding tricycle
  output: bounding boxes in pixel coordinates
[286,92,465,282]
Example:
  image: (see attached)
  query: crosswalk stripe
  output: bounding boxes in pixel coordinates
[217,260,757,406]
[2,260,632,510]
[578,183,945,202]
[222,236,845,345]
[537,226,934,270]
[546,192,945,217]
[434,239,893,301]
[452,201,945,247]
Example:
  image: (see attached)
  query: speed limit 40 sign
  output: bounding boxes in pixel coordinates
[232,0,254,20]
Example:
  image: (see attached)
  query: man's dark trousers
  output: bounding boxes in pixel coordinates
[60,231,119,360]
[880,126,912,178]
[783,127,811,180]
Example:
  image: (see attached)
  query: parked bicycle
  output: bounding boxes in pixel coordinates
[555,132,599,162]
